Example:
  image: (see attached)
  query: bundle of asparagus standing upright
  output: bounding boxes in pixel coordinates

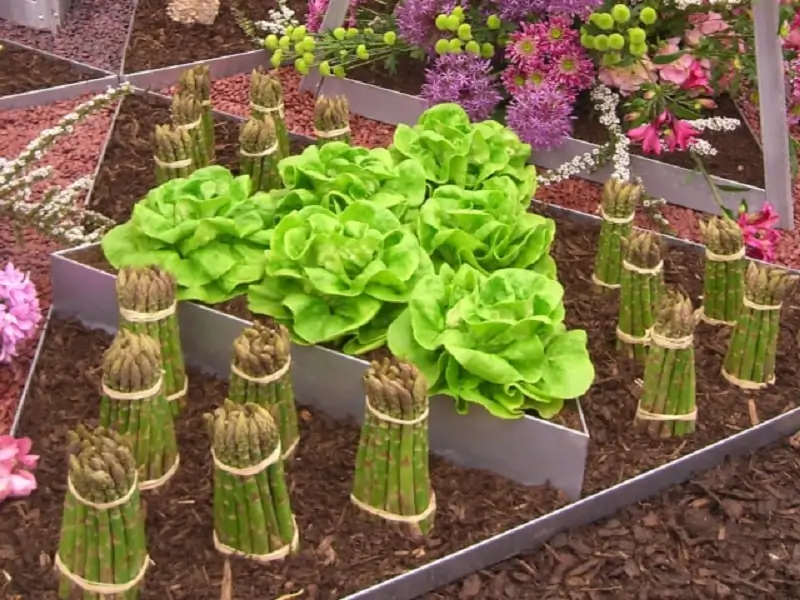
[171,92,212,168]
[351,357,435,538]
[205,401,298,562]
[228,319,299,459]
[56,425,149,600]
[153,124,194,184]
[722,262,798,389]
[634,290,698,438]
[592,177,642,290]
[177,65,215,162]
[249,68,289,158]
[239,117,282,193]
[313,95,351,145]
[699,216,745,325]
[99,329,180,490]
[616,230,664,361]
[116,265,187,415]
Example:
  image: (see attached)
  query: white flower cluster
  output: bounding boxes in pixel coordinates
[684,116,740,156]
[0,82,131,246]
[255,0,299,35]
[668,0,745,8]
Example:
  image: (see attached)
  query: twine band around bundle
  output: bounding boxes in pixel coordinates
[705,246,745,262]
[140,454,181,491]
[240,143,279,158]
[119,303,177,323]
[616,326,650,346]
[213,516,299,563]
[177,117,202,131]
[211,442,281,478]
[622,259,664,276]
[591,272,620,290]
[55,550,151,595]
[697,306,735,327]
[315,126,351,139]
[743,296,783,311]
[230,356,292,386]
[350,491,437,525]
[250,101,285,118]
[153,156,193,170]
[599,208,635,225]
[365,396,430,426]
[635,404,697,422]
[68,472,138,510]
[720,368,775,390]
[166,377,189,403]
[650,331,693,350]
[102,375,163,401]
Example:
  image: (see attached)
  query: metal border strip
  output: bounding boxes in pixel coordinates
[122,50,268,90]
[0,74,120,111]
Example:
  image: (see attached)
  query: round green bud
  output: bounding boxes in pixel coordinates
[628,27,646,44]
[448,38,463,53]
[580,34,594,49]
[356,44,369,60]
[487,14,501,29]
[457,23,472,41]
[602,52,620,66]
[264,34,279,50]
[608,33,625,50]
[278,35,291,50]
[445,14,460,31]
[465,40,480,55]
[452,6,464,19]
[611,4,631,23]
[363,27,374,35]
[302,52,315,64]
[302,36,316,51]
[291,25,307,41]
[285,25,294,37]
[346,27,359,38]
[435,14,448,30]
[593,34,609,51]
[319,60,331,76]
[434,38,450,54]
[480,42,495,59]
[333,65,346,78]
[629,41,648,56]
[270,50,283,68]
[639,6,657,25]
[594,13,614,30]
[293,42,304,53]
[333,27,346,40]
[295,58,309,75]
[339,49,349,58]
[383,31,397,45]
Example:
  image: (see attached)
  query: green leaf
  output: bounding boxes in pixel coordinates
[652,51,684,64]
[715,183,751,193]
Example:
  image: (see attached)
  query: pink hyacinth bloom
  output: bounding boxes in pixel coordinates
[0,436,39,502]
[0,262,42,363]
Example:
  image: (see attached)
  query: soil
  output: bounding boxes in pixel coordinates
[0,44,102,98]
[85,92,312,223]
[0,0,135,72]
[572,93,765,188]
[426,438,800,599]
[122,0,307,73]
[0,317,566,599]
[347,53,427,97]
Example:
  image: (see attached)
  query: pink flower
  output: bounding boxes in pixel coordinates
[0,464,37,501]
[737,202,781,262]
[0,435,38,502]
[305,0,328,33]
[654,39,695,86]
[665,117,699,152]
[598,60,655,94]
[0,262,42,363]
[685,12,729,46]
[784,13,800,49]
[628,122,663,155]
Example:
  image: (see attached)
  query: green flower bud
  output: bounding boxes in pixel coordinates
[445,14,460,31]
[291,25,307,41]
[333,27,346,40]
[608,33,625,50]
[593,34,609,51]
[465,40,480,55]
[319,60,331,76]
[293,42,304,54]
[480,42,495,59]
[452,6,464,20]
[270,50,283,68]
[302,52,315,64]
[364,27,374,35]
[435,14,449,30]
[602,52,621,66]
[346,27,359,38]
[302,36,316,51]
[383,31,397,45]
[278,35,291,50]
[639,6,657,25]
[295,57,309,75]
[356,44,370,60]
[434,38,450,54]
[629,41,648,56]
[487,14,501,30]
[333,65,346,78]
[594,13,614,30]
[264,34,279,50]
[285,25,295,37]
[457,23,472,41]
[448,38,463,53]
[339,48,349,58]
[580,34,594,49]
[628,27,646,44]
[611,4,631,23]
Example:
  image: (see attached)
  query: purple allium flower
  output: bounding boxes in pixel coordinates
[394,0,455,50]
[0,263,42,363]
[489,0,546,23]
[544,0,603,17]
[420,53,502,121]
[506,81,573,151]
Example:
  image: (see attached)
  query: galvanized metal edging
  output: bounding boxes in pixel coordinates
[0,74,122,112]
[0,38,116,77]
[9,306,53,436]
[122,50,269,90]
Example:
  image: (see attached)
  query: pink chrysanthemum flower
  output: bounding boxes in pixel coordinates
[552,51,595,93]
[507,24,543,69]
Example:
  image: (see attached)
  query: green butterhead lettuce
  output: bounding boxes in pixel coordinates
[102,166,277,304]
[389,103,537,207]
[248,200,434,355]
[387,264,594,419]
[417,178,557,277]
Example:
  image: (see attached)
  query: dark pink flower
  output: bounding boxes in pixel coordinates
[665,117,699,152]
[737,202,781,262]
[628,121,662,154]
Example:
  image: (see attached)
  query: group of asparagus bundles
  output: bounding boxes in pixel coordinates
[351,357,435,538]
[56,425,149,599]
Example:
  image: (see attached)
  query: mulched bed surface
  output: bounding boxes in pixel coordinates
[425,439,800,599]
[86,92,311,223]
[0,318,565,599]
[0,44,101,97]
[123,0,306,73]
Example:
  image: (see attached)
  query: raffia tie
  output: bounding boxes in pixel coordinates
[616,326,650,346]
[250,101,285,118]
[365,395,430,426]
[230,356,292,385]
[315,126,351,139]
[697,306,735,327]
[720,368,776,390]
[636,405,698,422]
[119,303,177,323]
[177,117,202,131]
[635,331,696,422]
[240,142,278,158]
[140,454,181,491]
[351,491,436,525]
[153,155,193,169]
[743,296,782,312]
[57,473,152,594]
[591,272,620,290]
[622,259,663,276]
[102,374,163,401]
[599,208,635,225]
[705,246,745,262]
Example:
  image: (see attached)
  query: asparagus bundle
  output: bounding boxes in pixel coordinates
[722,262,798,389]
[177,65,215,161]
[634,290,698,438]
[699,216,745,325]
[351,357,435,537]
[228,319,299,460]
[171,92,211,168]
[592,178,642,290]
[56,425,149,599]
[153,124,194,184]
[314,95,351,145]
[205,401,298,562]
[239,118,281,193]
[250,68,289,158]
[99,329,180,490]
[616,230,664,361]
[116,265,188,415]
